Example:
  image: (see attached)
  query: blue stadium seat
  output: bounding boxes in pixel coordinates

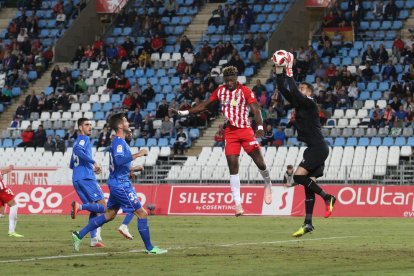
[123,27,132,36]
[372,92,381,100]
[367,82,377,91]
[408,137,414,146]
[2,139,12,148]
[169,137,176,146]
[111,94,121,103]
[92,103,101,112]
[325,137,333,146]
[342,57,352,66]
[55,129,65,137]
[206,25,216,34]
[287,137,298,146]
[334,137,345,147]
[146,68,155,77]
[346,137,357,147]
[379,82,389,91]
[360,21,369,30]
[181,16,191,25]
[349,49,359,58]
[266,83,274,92]
[395,0,404,8]
[147,138,157,147]
[381,21,392,30]
[12,87,21,96]
[370,137,382,146]
[0,104,4,113]
[13,139,22,147]
[267,14,277,23]
[253,5,262,13]
[103,102,113,112]
[256,14,266,23]
[382,137,394,146]
[358,137,370,146]
[135,138,145,147]
[158,138,169,146]
[95,112,104,120]
[44,86,54,96]
[147,102,156,112]
[399,10,409,19]
[354,41,363,49]
[112,28,122,36]
[154,94,164,102]
[28,71,38,81]
[244,67,254,77]
[46,129,54,137]
[263,4,272,13]
[189,128,200,139]
[359,91,370,100]
[156,69,166,77]
[395,137,406,146]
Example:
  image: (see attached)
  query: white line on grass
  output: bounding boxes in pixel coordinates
[0,236,358,264]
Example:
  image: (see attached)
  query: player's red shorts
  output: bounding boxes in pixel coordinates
[224,124,260,156]
[0,188,15,208]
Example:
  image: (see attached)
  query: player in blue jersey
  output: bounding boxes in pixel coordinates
[69,118,106,247]
[71,113,167,254]
[117,128,146,240]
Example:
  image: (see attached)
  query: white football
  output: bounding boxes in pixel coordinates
[272,50,288,67]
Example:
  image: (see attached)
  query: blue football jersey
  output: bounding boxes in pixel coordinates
[109,136,133,183]
[70,135,96,181]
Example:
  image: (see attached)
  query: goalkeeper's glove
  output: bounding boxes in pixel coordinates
[275,66,284,75]
[177,110,189,116]
[284,52,294,78]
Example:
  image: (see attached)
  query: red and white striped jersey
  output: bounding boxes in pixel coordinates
[210,83,257,128]
[0,178,6,190]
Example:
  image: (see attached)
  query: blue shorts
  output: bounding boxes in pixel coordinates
[107,180,142,212]
[73,179,104,204]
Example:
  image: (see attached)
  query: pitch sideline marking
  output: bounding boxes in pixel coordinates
[0,236,358,264]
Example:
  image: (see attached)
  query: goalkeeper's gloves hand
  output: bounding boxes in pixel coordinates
[284,51,294,78]
[177,110,189,116]
[275,66,284,75]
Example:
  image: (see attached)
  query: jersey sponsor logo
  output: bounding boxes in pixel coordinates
[116,145,123,153]
[79,140,85,146]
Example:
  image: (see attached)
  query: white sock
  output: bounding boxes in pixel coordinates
[259,168,272,187]
[9,205,18,233]
[230,174,241,205]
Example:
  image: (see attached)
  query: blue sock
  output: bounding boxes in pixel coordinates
[81,203,105,213]
[137,218,153,251]
[122,213,135,226]
[79,215,107,239]
[89,213,97,239]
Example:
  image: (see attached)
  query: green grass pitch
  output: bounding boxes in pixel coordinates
[0,215,413,275]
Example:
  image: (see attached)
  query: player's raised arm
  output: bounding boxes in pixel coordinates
[275,73,295,105]
[171,97,216,116]
[0,165,13,175]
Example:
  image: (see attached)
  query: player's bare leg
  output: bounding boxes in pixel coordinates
[226,155,244,216]
[249,149,272,205]
[7,199,23,238]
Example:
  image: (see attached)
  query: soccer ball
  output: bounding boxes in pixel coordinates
[272,50,288,67]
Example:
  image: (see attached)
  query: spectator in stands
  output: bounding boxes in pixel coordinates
[362,45,378,64]
[347,80,359,106]
[361,63,375,82]
[313,77,326,96]
[273,126,286,147]
[33,124,47,148]
[122,94,134,110]
[336,88,350,109]
[106,73,118,92]
[18,125,34,147]
[176,57,187,75]
[208,5,223,26]
[213,124,224,147]
[97,126,111,149]
[258,91,268,108]
[0,85,12,103]
[53,0,64,15]
[283,165,294,186]
[142,83,155,103]
[73,45,84,62]
[10,97,26,118]
[129,107,143,129]
[56,9,67,27]
[105,44,118,60]
[9,117,20,128]
[183,48,194,75]
[384,0,398,20]
[393,35,405,58]
[391,80,404,96]
[390,96,402,111]
[250,47,262,70]
[173,127,187,155]
[229,54,245,76]
[382,60,397,81]
[314,64,327,81]
[16,29,28,43]
[114,75,131,94]
[373,0,385,19]
[151,34,164,54]
[395,105,407,127]
[50,65,62,91]
[252,79,266,98]
[64,0,75,19]
[179,35,193,55]
[382,104,395,128]
[56,91,70,111]
[369,105,383,128]
[318,32,331,50]
[44,135,56,152]
[178,80,196,102]
[54,135,66,153]
[74,76,87,93]
[322,40,336,58]
[260,124,274,147]
[322,11,335,27]
[377,44,389,65]
[64,126,78,147]
[140,113,155,138]
[253,33,266,50]
[43,46,54,68]
[164,0,177,18]
[156,98,169,119]
[160,115,173,138]
[25,90,38,114]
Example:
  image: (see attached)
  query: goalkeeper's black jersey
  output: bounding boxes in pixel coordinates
[276,75,325,146]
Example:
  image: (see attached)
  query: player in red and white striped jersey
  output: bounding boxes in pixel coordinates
[0,165,23,237]
[173,66,273,215]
